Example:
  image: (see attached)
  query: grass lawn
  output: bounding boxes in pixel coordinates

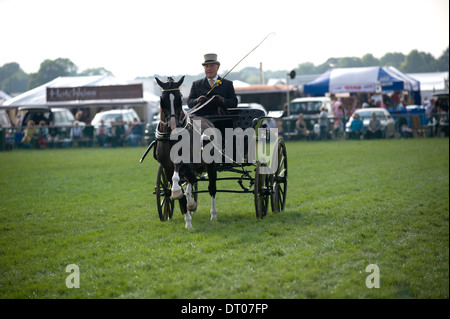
[0,138,448,299]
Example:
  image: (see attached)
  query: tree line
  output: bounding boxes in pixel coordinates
[1,47,448,95]
[0,58,112,95]
[293,48,449,77]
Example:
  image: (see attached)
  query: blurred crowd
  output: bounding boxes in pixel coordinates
[3,118,145,150]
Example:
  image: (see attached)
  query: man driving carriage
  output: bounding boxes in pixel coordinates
[187,53,238,114]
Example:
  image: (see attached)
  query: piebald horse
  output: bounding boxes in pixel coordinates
[155,76,218,228]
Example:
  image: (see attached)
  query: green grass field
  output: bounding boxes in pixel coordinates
[0,138,448,299]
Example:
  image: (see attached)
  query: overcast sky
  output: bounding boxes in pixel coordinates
[1,0,448,80]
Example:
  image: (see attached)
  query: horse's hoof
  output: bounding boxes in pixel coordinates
[210,212,217,220]
[185,223,193,229]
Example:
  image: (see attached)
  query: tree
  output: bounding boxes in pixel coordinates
[0,62,21,81]
[436,47,449,71]
[313,58,339,74]
[361,54,380,67]
[1,70,28,94]
[27,58,78,89]
[337,57,364,68]
[380,52,405,68]
[296,62,317,75]
[400,50,431,73]
[0,62,29,94]
[78,67,113,76]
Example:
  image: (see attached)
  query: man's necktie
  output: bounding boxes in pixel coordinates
[209,78,214,88]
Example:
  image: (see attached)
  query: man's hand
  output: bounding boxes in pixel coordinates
[196,96,207,104]
[213,95,225,105]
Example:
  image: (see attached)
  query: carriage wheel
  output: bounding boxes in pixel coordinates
[271,137,288,213]
[254,161,271,219]
[156,164,174,221]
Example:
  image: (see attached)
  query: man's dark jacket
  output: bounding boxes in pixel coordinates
[187,76,238,109]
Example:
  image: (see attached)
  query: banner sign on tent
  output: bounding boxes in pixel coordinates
[46,84,143,102]
[330,83,378,93]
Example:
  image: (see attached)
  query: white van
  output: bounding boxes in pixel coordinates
[283,97,334,135]
[288,97,333,116]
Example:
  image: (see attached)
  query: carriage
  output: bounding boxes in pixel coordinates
[141,77,288,227]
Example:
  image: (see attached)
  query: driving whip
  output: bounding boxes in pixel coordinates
[205,32,276,96]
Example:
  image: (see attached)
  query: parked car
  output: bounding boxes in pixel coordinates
[433,93,449,113]
[144,113,160,143]
[283,97,334,134]
[19,106,77,127]
[345,108,395,138]
[289,97,333,116]
[91,109,141,128]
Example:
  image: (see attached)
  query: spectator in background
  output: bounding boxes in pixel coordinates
[127,118,144,146]
[398,98,407,110]
[48,121,60,148]
[112,119,125,147]
[70,121,83,147]
[295,113,310,140]
[332,99,342,116]
[365,112,382,139]
[83,121,95,147]
[401,122,414,138]
[15,112,23,127]
[429,98,441,137]
[75,110,84,122]
[96,119,109,147]
[425,98,435,115]
[319,106,328,140]
[333,105,344,138]
[348,113,363,140]
[37,120,48,149]
[21,120,37,149]
[392,91,400,106]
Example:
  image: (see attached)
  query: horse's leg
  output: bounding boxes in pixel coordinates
[185,183,197,212]
[207,164,218,220]
[184,211,192,229]
[171,164,183,200]
[176,195,192,229]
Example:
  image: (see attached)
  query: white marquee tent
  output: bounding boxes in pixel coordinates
[1,75,160,123]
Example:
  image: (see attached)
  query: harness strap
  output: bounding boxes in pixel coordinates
[155,112,192,142]
[162,88,180,92]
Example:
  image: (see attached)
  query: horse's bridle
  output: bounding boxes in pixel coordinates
[155,88,191,142]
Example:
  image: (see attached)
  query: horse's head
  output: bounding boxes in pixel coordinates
[155,76,185,131]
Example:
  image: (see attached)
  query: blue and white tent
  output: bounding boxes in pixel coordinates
[304,66,421,99]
